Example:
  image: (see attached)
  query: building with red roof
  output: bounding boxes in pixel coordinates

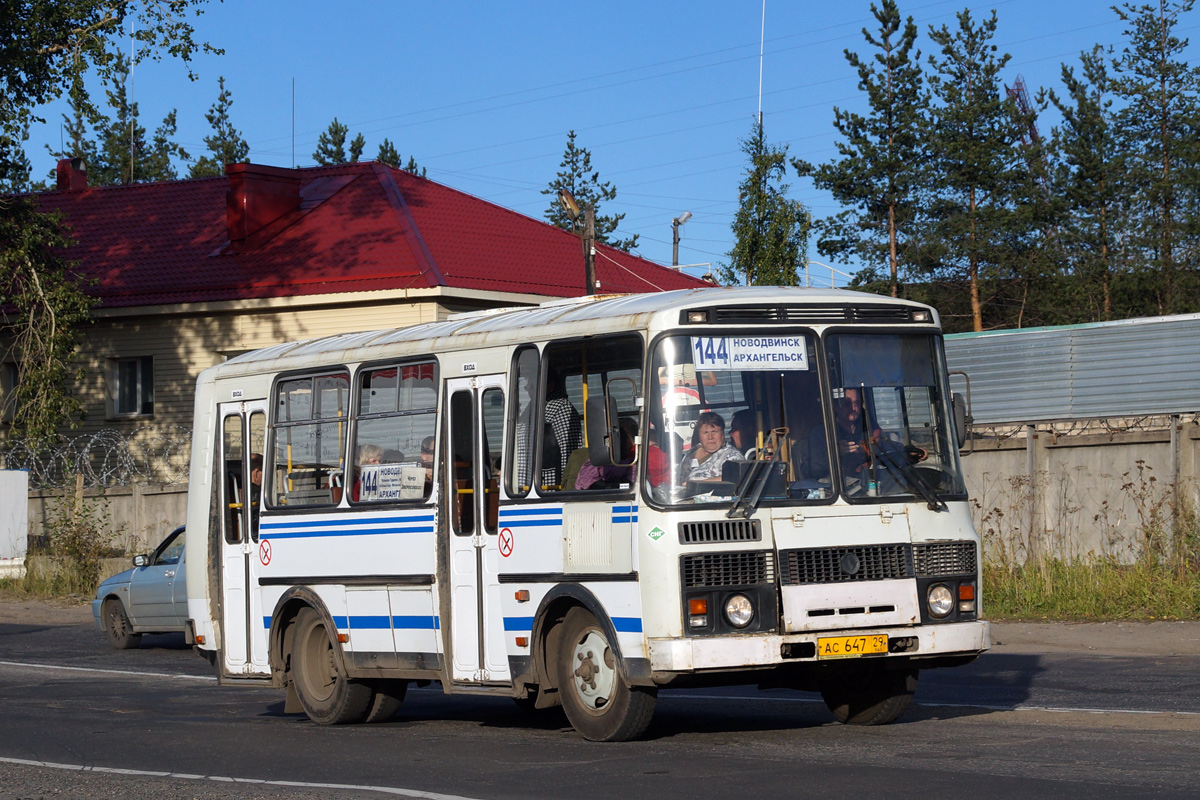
[3,160,706,456]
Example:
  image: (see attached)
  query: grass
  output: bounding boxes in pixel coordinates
[983,558,1200,621]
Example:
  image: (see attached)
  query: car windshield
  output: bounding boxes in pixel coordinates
[645,333,832,506]
[822,333,966,501]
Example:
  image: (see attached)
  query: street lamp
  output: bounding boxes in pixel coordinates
[559,189,596,295]
[671,211,692,267]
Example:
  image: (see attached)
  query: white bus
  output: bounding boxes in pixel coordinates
[185,286,989,741]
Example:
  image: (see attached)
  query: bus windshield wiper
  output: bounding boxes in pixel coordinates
[871,444,947,512]
[726,459,774,519]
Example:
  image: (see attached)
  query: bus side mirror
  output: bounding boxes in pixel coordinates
[953,392,971,450]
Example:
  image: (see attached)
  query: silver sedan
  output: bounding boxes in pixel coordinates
[92,525,187,649]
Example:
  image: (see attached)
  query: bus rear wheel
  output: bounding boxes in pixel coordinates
[291,607,372,725]
[555,607,656,741]
[819,664,917,726]
[364,680,408,723]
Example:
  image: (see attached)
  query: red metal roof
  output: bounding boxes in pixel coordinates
[29,162,708,308]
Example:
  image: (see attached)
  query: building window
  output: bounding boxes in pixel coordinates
[1,362,18,424]
[112,356,154,416]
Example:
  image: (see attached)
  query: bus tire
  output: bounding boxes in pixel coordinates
[364,680,407,723]
[290,607,372,725]
[555,607,656,741]
[820,665,917,726]
[102,598,142,650]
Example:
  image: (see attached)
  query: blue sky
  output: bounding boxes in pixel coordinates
[23,1,1200,282]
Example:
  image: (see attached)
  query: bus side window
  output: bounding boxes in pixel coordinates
[269,371,349,508]
[450,390,475,534]
[507,347,540,498]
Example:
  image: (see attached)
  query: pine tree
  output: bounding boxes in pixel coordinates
[189,76,249,178]
[88,53,188,185]
[922,10,1026,331]
[348,133,365,164]
[1110,0,1200,313]
[0,126,33,193]
[725,120,810,286]
[313,117,349,165]
[1048,46,1125,320]
[542,131,638,252]
[376,138,426,177]
[795,0,926,297]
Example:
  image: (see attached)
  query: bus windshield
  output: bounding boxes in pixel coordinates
[821,332,966,502]
[645,333,832,505]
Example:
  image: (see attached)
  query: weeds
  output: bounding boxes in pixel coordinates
[984,461,1200,620]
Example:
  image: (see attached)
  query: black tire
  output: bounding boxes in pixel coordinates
[363,680,408,723]
[290,608,372,725]
[820,665,917,726]
[555,607,656,742]
[102,598,142,650]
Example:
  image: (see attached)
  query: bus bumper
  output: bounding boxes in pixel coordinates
[647,620,990,673]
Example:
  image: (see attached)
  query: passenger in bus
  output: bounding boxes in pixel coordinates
[730,410,758,457]
[351,443,384,501]
[575,418,638,490]
[542,368,582,487]
[805,388,926,486]
[680,411,745,483]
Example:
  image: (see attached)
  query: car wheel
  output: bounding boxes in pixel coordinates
[555,607,656,741]
[102,598,142,650]
[290,607,372,725]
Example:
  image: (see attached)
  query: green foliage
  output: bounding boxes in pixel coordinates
[376,138,426,177]
[46,52,189,185]
[795,0,926,297]
[348,132,365,164]
[1110,0,1200,313]
[542,130,638,252]
[19,491,120,598]
[313,117,349,166]
[188,76,249,178]
[724,120,810,286]
[0,199,94,446]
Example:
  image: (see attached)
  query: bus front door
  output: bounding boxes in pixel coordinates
[445,375,510,685]
[218,401,271,677]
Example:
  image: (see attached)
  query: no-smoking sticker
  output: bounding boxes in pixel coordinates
[498,528,514,558]
[258,539,272,566]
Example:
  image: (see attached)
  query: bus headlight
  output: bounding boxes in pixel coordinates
[724,594,754,628]
[927,584,954,618]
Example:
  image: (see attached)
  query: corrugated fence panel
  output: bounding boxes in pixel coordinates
[945,314,1200,424]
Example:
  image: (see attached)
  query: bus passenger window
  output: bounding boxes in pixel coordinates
[541,335,643,496]
[352,361,438,504]
[269,371,349,508]
[507,347,540,498]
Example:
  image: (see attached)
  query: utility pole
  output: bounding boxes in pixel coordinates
[584,204,596,295]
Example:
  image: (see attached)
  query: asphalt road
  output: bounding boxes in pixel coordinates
[1,619,1198,800]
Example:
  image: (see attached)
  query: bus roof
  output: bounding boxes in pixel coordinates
[204,286,933,380]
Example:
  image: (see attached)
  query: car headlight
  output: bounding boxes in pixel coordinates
[724,593,754,628]
[927,583,954,618]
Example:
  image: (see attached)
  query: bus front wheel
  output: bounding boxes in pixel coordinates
[291,607,372,725]
[819,665,917,725]
[555,607,656,741]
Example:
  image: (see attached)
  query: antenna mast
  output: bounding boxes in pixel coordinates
[757,0,766,127]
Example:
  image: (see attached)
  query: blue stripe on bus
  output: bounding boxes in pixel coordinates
[393,615,439,630]
[332,616,348,629]
[261,515,435,530]
[501,519,563,528]
[350,615,391,629]
[611,516,638,524]
[504,616,641,633]
[504,616,534,631]
[262,615,438,631]
[499,508,562,517]
[612,505,637,513]
[264,525,434,540]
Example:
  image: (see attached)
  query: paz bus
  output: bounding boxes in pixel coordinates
[185,286,989,741]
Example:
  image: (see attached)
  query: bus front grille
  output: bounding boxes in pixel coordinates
[678,519,761,544]
[912,541,977,576]
[779,544,913,585]
[681,551,775,588]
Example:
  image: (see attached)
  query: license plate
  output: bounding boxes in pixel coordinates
[817,634,889,659]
